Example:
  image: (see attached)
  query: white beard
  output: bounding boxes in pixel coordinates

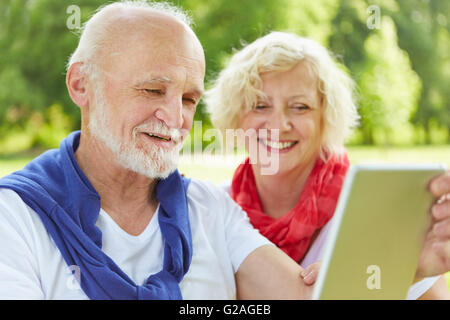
[88,85,184,179]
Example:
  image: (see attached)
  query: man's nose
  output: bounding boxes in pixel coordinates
[154,95,184,129]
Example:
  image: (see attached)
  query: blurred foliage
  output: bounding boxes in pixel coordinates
[358,16,421,145]
[0,0,449,153]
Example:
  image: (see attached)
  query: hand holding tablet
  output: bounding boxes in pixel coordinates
[312,164,447,300]
[415,172,450,279]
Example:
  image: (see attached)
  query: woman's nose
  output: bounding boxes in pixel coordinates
[267,108,292,132]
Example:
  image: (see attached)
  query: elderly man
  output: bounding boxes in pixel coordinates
[0,1,448,300]
[0,1,312,300]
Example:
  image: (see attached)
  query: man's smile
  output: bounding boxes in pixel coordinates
[143,132,172,142]
[140,131,178,149]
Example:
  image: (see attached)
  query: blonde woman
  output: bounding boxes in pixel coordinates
[205,31,450,299]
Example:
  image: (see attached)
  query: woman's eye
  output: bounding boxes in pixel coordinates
[292,105,310,111]
[183,97,197,105]
[253,104,268,110]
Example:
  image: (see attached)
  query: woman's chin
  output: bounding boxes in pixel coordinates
[253,151,319,177]
[251,157,296,176]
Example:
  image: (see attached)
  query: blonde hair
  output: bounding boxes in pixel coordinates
[204,31,360,158]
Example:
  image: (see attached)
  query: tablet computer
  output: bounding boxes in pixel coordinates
[312,163,447,300]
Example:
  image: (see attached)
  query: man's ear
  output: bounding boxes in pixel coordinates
[66,62,89,109]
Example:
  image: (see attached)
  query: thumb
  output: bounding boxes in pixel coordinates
[302,268,319,286]
[301,262,322,286]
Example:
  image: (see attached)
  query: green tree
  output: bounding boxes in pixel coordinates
[0,0,448,151]
[381,0,450,143]
[358,16,421,145]
[0,0,108,150]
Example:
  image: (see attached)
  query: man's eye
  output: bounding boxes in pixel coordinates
[144,89,163,95]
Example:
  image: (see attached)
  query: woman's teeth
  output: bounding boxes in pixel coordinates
[260,139,297,150]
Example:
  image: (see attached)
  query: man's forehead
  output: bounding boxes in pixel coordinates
[104,22,204,70]
[92,7,205,89]
[103,6,186,30]
[103,8,198,48]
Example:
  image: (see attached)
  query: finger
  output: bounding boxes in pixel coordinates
[432,200,450,220]
[303,269,318,286]
[433,218,450,238]
[301,263,316,276]
[432,241,450,271]
[308,261,322,271]
[299,266,306,277]
[306,263,317,273]
[430,171,450,197]
[300,266,307,277]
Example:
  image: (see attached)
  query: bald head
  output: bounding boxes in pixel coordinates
[67,0,204,73]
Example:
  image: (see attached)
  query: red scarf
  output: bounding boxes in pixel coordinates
[231,154,350,262]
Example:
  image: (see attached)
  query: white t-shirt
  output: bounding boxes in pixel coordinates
[0,179,272,300]
[221,180,440,300]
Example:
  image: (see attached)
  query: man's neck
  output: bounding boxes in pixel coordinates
[75,132,159,236]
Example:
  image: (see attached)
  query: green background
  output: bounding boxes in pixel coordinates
[0,0,449,294]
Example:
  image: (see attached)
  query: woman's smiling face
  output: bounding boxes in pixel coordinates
[239,60,324,175]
